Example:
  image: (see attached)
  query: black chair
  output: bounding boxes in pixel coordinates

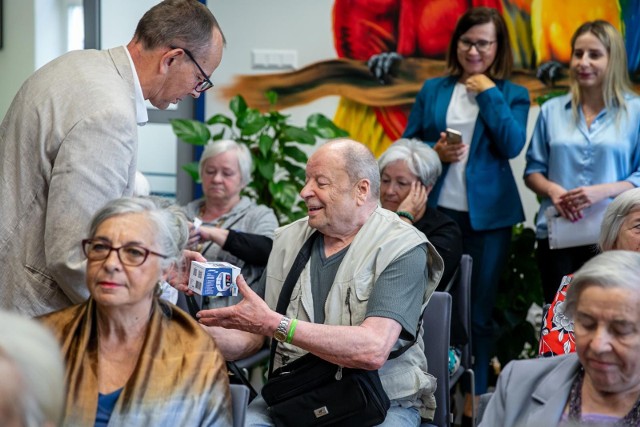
[446,255,475,411]
[421,291,453,427]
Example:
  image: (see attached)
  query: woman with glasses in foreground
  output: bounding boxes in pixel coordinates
[39,197,232,426]
[402,7,530,415]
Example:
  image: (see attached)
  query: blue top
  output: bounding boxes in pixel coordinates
[95,388,123,427]
[524,93,640,238]
[403,76,530,230]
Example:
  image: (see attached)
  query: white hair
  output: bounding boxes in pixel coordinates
[198,139,252,186]
[0,310,65,427]
[378,138,442,188]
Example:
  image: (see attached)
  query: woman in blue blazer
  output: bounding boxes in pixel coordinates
[403,7,530,403]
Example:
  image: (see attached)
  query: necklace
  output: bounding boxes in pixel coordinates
[568,369,640,426]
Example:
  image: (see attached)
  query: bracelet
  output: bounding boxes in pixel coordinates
[286,319,298,344]
[396,211,415,223]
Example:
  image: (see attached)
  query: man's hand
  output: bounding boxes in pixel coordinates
[166,249,206,294]
[197,274,278,336]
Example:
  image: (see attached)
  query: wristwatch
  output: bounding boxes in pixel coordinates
[273,316,291,342]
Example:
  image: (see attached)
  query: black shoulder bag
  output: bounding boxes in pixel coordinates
[261,231,416,427]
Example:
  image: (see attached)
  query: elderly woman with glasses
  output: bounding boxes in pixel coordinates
[39,197,232,426]
[402,6,529,403]
[480,250,640,426]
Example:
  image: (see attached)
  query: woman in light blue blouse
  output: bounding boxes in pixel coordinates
[524,20,640,304]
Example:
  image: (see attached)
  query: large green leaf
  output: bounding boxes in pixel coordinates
[306,113,349,139]
[170,119,211,145]
[206,114,233,127]
[230,95,248,117]
[238,109,267,136]
[258,134,274,157]
[181,161,201,182]
[255,156,275,180]
[283,144,308,163]
[281,126,316,145]
[270,181,298,209]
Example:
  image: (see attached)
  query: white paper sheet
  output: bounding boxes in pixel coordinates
[545,199,611,249]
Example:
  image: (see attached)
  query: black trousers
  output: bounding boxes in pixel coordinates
[536,238,598,303]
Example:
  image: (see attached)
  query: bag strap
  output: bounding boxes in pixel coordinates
[185,294,258,402]
[268,231,320,375]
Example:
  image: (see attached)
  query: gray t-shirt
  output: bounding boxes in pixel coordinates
[255,237,428,340]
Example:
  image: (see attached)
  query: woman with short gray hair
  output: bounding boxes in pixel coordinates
[184,139,278,293]
[40,197,232,426]
[379,138,462,288]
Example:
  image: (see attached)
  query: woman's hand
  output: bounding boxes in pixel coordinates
[559,185,612,221]
[545,182,574,220]
[465,74,495,93]
[434,132,469,163]
[397,181,428,223]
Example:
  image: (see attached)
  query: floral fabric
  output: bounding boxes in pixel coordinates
[539,275,576,357]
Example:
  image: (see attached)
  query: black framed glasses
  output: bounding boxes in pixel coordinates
[82,239,168,267]
[458,38,496,53]
[171,45,214,93]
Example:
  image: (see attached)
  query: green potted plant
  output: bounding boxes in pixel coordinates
[170,92,348,225]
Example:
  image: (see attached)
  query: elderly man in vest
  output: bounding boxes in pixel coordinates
[197,138,443,426]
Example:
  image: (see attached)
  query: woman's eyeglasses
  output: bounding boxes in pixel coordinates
[82,239,168,266]
[458,38,496,53]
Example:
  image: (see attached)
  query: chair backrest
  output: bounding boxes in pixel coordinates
[422,291,452,427]
[230,384,250,427]
[448,254,473,369]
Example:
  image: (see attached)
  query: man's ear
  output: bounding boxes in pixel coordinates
[160,48,182,74]
[355,179,371,205]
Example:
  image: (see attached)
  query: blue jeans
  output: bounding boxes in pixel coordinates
[246,394,421,427]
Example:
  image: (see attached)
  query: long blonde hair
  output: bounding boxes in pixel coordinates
[569,20,632,123]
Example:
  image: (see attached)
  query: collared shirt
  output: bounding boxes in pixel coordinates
[524,93,640,238]
[123,46,148,126]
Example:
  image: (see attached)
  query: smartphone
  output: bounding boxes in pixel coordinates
[445,128,463,145]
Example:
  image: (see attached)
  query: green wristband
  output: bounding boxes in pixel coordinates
[286,319,298,344]
[396,211,415,223]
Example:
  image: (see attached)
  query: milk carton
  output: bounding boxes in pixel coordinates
[188,261,240,297]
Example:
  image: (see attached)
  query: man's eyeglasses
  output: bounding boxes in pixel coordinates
[82,239,168,267]
[458,38,496,53]
[171,46,214,93]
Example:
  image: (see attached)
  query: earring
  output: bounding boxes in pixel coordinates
[155,280,164,297]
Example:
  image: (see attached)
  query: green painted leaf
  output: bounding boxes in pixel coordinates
[265,90,278,106]
[170,119,211,145]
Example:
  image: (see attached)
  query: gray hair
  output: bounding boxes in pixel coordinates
[599,187,640,251]
[199,139,252,187]
[564,250,640,318]
[0,310,65,427]
[133,0,226,58]
[330,139,380,200]
[88,197,189,270]
[378,138,442,188]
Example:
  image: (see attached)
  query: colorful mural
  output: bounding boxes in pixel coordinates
[221,0,640,156]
